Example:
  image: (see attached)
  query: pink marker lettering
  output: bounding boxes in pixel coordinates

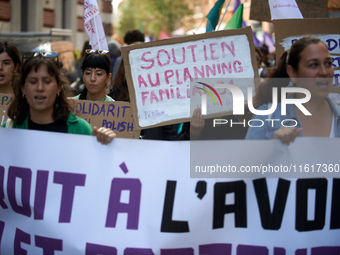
[187,45,198,63]
[172,47,185,65]
[221,41,235,57]
[157,49,171,67]
[210,42,219,60]
[141,52,154,70]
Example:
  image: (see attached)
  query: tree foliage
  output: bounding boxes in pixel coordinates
[117,0,199,39]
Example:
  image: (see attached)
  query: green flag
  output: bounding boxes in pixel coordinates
[224,3,243,30]
[206,0,225,32]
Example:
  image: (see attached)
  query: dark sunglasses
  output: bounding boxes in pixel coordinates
[22,51,60,68]
[85,49,109,55]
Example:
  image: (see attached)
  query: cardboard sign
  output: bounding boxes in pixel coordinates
[0,95,139,138]
[273,17,340,91]
[268,0,303,20]
[274,18,340,60]
[69,99,140,139]
[0,93,13,126]
[250,0,327,22]
[190,78,261,119]
[334,70,340,92]
[0,129,339,254]
[122,27,258,129]
[51,41,76,73]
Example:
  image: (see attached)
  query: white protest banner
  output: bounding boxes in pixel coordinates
[122,27,258,129]
[0,93,13,126]
[84,0,108,50]
[268,0,303,20]
[0,128,339,254]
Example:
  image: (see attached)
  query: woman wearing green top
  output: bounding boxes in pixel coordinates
[72,49,114,102]
[2,52,116,145]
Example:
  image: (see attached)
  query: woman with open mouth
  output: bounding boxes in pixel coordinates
[2,51,116,145]
[246,36,338,144]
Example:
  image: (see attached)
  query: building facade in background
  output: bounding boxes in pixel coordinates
[0,0,114,51]
[0,0,339,51]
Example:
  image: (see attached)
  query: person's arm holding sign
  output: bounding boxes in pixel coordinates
[190,108,206,139]
[92,126,116,144]
[272,126,303,145]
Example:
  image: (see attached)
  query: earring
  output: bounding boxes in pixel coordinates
[22,93,25,98]
[57,92,60,97]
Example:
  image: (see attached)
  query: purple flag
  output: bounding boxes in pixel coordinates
[253,32,261,47]
[263,32,275,53]
[233,0,241,12]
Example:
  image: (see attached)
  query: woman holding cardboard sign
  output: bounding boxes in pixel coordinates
[2,52,116,145]
[73,49,114,102]
[246,36,340,144]
[0,41,21,94]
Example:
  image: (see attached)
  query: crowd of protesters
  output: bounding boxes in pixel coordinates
[1,29,337,144]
